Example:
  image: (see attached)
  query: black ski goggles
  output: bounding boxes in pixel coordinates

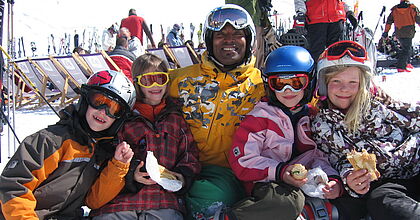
[322,40,367,62]
[86,90,125,119]
[207,7,250,31]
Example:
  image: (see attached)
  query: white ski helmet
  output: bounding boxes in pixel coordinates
[203,4,256,64]
[317,40,373,96]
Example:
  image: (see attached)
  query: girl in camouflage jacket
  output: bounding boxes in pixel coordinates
[311,40,419,220]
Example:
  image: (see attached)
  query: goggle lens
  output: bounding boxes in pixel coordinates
[207,8,249,31]
[324,41,367,62]
[135,72,169,88]
[268,74,309,93]
[87,91,124,119]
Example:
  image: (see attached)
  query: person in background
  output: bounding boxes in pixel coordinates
[294,0,358,61]
[102,24,118,52]
[382,0,420,72]
[106,37,136,81]
[226,0,281,69]
[119,27,144,57]
[73,46,88,54]
[169,4,266,219]
[121,8,156,49]
[167,24,183,47]
[0,70,136,219]
[312,40,420,220]
[86,53,201,220]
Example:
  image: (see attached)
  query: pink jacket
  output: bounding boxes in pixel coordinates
[229,101,338,194]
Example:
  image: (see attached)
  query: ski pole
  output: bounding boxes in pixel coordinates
[373,6,386,38]
[0,45,61,118]
[0,107,21,144]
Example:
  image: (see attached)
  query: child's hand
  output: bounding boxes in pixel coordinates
[114,141,133,164]
[345,169,371,195]
[322,180,340,199]
[282,165,307,188]
[134,161,157,185]
[166,170,185,191]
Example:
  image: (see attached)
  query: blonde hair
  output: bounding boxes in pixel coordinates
[323,65,371,134]
[131,53,169,100]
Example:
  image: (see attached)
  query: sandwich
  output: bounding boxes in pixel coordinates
[346,149,380,181]
[158,165,177,180]
[290,164,308,180]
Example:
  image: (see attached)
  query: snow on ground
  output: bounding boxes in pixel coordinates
[1,68,420,172]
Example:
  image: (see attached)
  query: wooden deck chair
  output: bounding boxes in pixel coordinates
[28,57,78,107]
[146,47,171,68]
[72,51,119,75]
[13,59,61,108]
[184,42,201,64]
[51,55,88,89]
[168,45,195,68]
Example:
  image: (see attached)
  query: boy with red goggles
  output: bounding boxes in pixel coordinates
[229,46,343,220]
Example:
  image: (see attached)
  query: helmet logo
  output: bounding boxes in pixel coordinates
[88,70,113,85]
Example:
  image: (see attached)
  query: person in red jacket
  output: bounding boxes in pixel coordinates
[294,0,358,61]
[121,9,156,49]
[106,37,136,81]
[382,0,420,72]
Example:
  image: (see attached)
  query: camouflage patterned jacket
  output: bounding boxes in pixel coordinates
[311,99,419,196]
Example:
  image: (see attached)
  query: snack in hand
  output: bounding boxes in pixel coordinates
[291,164,308,180]
[346,149,380,181]
[158,165,177,180]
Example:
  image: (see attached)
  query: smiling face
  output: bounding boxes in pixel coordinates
[275,89,304,108]
[212,24,246,66]
[85,105,116,132]
[140,84,167,105]
[327,66,361,110]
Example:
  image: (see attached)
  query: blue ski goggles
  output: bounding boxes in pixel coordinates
[206,7,250,31]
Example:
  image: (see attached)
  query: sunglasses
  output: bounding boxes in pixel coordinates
[207,7,249,31]
[87,90,125,119]
[268,74,309,93]
[135,72,169,88]
[323,40,367,62]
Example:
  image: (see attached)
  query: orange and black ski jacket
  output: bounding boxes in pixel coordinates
[0,105,119,220]
[385,2,420,38]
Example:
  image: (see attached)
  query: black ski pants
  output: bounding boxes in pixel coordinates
[306,20,345,61]
[396,37,413,69]
[332,176,420,220]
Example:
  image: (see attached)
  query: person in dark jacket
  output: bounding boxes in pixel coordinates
[0,70,136,219]
[382,0,420,72]
[106,37,136,81]
[87,53,201,220]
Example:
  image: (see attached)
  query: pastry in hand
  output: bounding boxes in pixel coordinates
[347,149,380,181]
[158,165,177,180]
[291,164,308,180]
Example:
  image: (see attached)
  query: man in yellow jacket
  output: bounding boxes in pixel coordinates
[169,4,265,220]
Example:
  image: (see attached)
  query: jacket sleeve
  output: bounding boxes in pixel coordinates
[384,8,395,33]
[0,131,60,220]
[229,114,281,183]
[294,0,307,13]
[85,158,129,209]
[172,117,201,195]
[382,101,419,133]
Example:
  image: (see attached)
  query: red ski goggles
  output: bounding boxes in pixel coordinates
[268,74,309,93]
[322,40,367,62]
[87,90,124,119]
[135,72,169,88]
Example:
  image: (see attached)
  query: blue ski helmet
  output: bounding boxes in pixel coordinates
[262,46,315,109]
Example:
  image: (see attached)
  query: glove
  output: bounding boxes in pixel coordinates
[294,12,306,23]
[346,11,358,29]
[382,32,388,39]
[264,28,282,52]
[293,12,307,35]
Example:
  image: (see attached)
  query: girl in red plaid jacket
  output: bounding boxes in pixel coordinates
[86,53,201,219]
